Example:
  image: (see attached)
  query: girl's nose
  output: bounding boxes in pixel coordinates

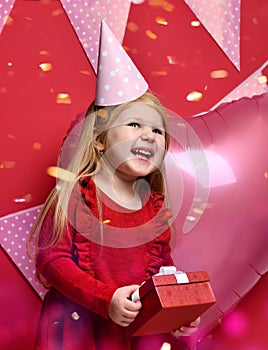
[140,128,155,142]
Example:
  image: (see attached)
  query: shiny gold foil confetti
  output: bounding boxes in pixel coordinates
[97,108,108,118]
[14,193,32,203]
[258,75,267,84]
[146,30,157,40]
[103,219,111,224]
[4,16,13,25]
[151,70,168,76]
[191,20,200,27]
[149,0,174,12]
[186,91,203,102]
[79,70,91,76]
[39,63,53,72]
[160,342,171,350]
[39,50,50,56]
[210,70,228,79]
[47,166,76,182]
[155,16,168,25]
[71,312,80,320]
[56,93,72,104]
[193,208,204,215]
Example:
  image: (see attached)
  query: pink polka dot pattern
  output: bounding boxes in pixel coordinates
[212,61,268,109]
[0,0,16,35]
[60,0,131,73]
[185,0,241,71]
[0,205,46,299]
[95,20,148,106]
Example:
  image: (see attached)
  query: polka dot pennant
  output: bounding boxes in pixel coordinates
[212,61,268,109]
[0,0,16,35]
[95,20,148,106]
[185,0,241,71]
[0,205,46,299]
[60,0,131,74]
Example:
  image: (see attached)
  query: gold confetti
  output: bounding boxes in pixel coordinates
[47,166,76,182]
[151,70,168,76]
[79,70,91,76]
[191,20,200,27]
[155,16,168,25]
[146,30,157,40]
[258,75,267,84]
[39,50,50,56]
[39,63,53,72]
[210,70,228,79]
[186,91,203,102]
[193,208,204,215]
[52,9,64,16]
[71,312,80,320]
[56,93,71,104]
[97,108,108,118]
[4,16,13,25]
[103,219,111,224]
[160,342,171,350]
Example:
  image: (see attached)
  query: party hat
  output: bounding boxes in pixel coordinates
[95,20,148,106]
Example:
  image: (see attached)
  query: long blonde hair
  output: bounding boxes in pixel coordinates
[27,91,170,257]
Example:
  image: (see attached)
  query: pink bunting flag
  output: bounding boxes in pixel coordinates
[0,0,16,35]
[211,60,268,109]
[59,0,131,73]
[0,206,46,298]
[185,0,241,71]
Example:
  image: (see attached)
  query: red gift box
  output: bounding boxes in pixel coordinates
[129,269,216,336]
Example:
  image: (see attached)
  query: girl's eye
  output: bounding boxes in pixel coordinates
[152,128,163,135]
[128,122,140,128]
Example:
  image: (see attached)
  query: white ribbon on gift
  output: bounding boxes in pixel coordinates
[131,266,189,302]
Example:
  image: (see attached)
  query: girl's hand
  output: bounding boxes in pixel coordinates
[108,285,142,327]
[173,317,201,337]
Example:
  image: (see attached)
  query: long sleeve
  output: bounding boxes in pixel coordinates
[36,208,117,319]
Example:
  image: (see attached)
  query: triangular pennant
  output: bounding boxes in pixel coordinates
[211,60,268,109]
[0,0,16,35]
[60,0,131,73]
[0,206,46,299]
[185,0,241,71]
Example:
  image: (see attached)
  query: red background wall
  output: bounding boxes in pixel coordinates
[0,1,267,349]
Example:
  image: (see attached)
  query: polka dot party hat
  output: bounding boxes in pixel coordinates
[95,20,148,106]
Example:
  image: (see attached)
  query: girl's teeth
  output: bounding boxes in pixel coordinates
[132,149,151,159]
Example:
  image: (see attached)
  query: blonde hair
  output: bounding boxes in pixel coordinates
[27,91,170,258]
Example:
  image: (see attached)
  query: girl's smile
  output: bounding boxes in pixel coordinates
[100,103,166,181]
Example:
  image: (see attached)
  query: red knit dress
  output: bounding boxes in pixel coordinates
[34,177,182,349]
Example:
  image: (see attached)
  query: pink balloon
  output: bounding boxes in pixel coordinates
[166,93,268,348]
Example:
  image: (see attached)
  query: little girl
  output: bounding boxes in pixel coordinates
[28,21,199,350]
[29,91,199,350]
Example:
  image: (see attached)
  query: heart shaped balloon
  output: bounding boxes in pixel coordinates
[165,92,268,348]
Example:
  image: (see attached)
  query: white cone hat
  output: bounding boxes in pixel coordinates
[95,20,148,106]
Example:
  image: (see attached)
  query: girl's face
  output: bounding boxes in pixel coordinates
[101,102,166,180]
